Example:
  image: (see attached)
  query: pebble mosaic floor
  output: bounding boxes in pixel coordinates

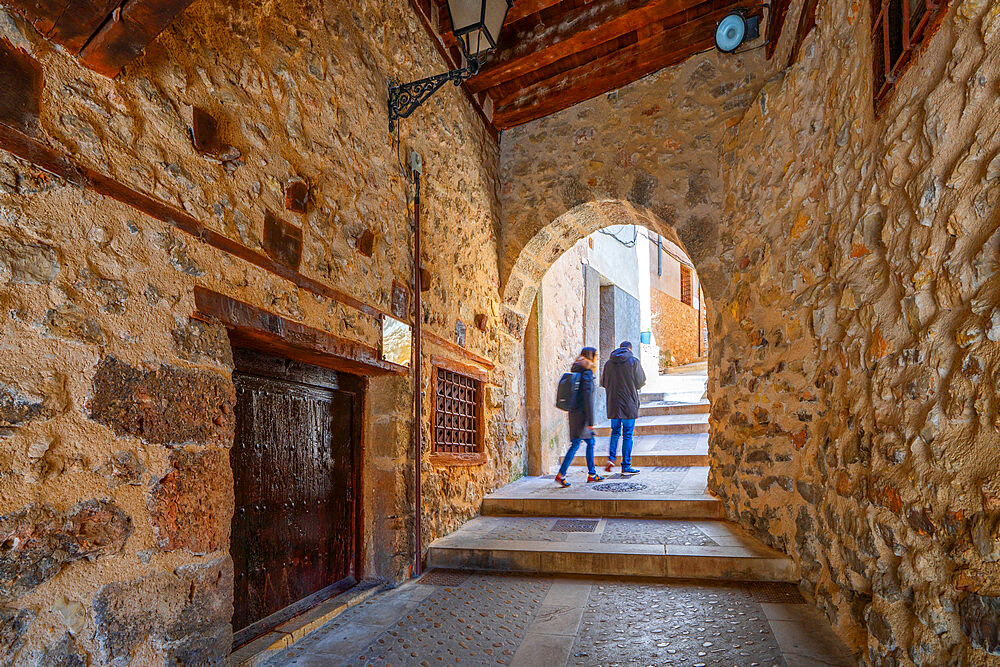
[472,517,727,547]
[599,519,718,546]
[264,571,852,667]
[499,467,701,499]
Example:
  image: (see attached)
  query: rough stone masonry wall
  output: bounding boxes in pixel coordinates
[650,288,701,367]
[709,0,1000,662]
[498,46,770,326]
[0,0,514,662]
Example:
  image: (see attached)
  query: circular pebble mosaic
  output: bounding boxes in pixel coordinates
[590,481,649,493]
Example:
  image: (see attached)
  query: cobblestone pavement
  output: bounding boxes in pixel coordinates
[264,571,853,666]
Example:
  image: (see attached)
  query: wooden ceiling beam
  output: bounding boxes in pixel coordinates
[77,0,198,77]
[2,0,119,53]
[765,0,792,58]
[507,0,574,22]
[487,0,726,103]
[492,2,763,129]
[437,0,602,51]
[467,0,706,94]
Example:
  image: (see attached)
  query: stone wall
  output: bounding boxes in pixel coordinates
[537,242,587,473]
[498,45,769,342]
[650,288,702,367]
[709,0,1000,662]
[0,0,514,662]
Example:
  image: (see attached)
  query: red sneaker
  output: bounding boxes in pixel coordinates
[604,460,614,473]
[554,474,571,488]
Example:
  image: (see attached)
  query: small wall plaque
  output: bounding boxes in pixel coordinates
[263,210,302,270]
[391,281,410,320]
[284,178,308,213]
[357,229,376,258]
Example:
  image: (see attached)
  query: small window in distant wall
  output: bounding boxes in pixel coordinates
[680,265,693,306]
[431,357,487,465]
[871,0,949,107]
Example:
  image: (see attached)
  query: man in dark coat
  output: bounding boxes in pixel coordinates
[600,341,646,474]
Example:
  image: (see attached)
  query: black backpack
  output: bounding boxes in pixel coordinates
[555,372,581,411]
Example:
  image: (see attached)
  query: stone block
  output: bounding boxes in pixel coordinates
[93,557,233,665]
[149,448,232,554]
[96,450,144,488]
[0,500,132,598]
[0,383,46,427]
[0,606,35,662]
[38,633,88,666]
[171,318,234,367]
[960,593,1000,655]
[88,357,234,446]
[0,238,60,284]
[43,304,105,345]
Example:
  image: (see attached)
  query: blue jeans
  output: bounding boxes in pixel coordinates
[608,418,636,468]
[558,437,596,477]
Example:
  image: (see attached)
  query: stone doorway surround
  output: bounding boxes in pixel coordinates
[192,288,408,662]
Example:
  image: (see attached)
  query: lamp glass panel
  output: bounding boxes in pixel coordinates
[465,27,490,55]
[447,0,481,32]
[484,0,510,45]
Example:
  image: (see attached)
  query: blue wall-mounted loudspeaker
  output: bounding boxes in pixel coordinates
[715,12,760,53]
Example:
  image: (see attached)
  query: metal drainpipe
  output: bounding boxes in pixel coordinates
[412,169,423,578]
[697,286,703,358]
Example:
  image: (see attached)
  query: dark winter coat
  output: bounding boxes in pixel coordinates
[600,347,646,420]
[567,361,596,440]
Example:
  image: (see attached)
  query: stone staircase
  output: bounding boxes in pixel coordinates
[428,391,796,584]
[428,464,797,584]
[574,399,710,467]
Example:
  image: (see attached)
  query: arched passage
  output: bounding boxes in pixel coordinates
[501,199,716,475]
[500,199,720,344]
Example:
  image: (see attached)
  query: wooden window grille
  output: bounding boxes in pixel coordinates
[871,0,948,105]
[680,265,693,306]
[433,366,481,454]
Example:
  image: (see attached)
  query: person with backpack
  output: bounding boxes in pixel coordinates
[601,341,646,475]
[553,347,605,488]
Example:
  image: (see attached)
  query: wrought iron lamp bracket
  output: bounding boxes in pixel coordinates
[388,58,480,132]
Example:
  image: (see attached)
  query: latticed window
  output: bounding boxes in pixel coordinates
[680,265,693,306]
[433,366,481,454]
[871,0,948,105]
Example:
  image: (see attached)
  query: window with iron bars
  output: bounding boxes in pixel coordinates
[871,0,949,106]
[433,366,481,454]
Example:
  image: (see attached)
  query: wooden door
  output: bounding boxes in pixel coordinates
[230,349,361,635]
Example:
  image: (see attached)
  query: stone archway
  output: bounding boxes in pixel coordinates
[500,199,717,475]
[500,199,719,344]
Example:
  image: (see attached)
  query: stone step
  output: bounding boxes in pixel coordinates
[638,401,710,417]
[641,392,706,404]
[572,453,710,467]
[428,516,796,583]
[594,414,709,436]
[481,466,722,520]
